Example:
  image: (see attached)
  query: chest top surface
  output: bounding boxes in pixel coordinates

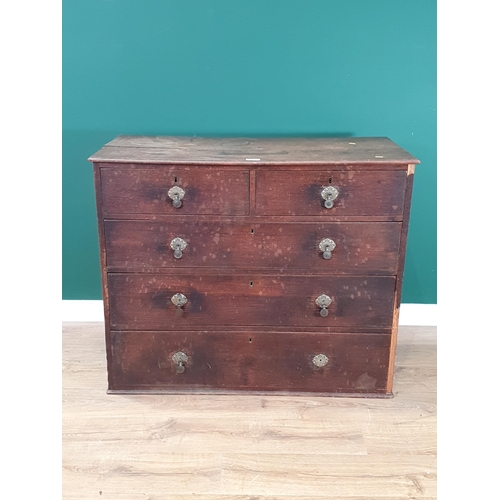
[88,136,420,166]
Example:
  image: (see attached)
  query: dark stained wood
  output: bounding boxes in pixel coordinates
[107,274,396,330]
[249,169,256,215]
[109,331,391,393]
[387,164,416,393]
[92,165,114,389]
[104,220,401,274]
[104,213,404,223]
[100,166,250,216]
[88,136,420,165]
[89,136,419,396]
[256,170,407,216]
[394,166,416,309]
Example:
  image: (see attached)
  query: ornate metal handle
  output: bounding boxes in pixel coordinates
[312,354,329,367]
[315,294,332,317]
[170,237,187,259]
[318,238,336,259]
[172,351,188,373]
[321,186,339,209]
[168,186,185,208]
[171,293,188,308]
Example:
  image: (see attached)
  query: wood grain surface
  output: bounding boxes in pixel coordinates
[387,165,416,393]
[256,169,407,216]
[88,136,420,165]
[100,166,250,216]
[90,136,418,400]
[63,323,436,499]
[104,219,402,274]
[107,274,396,330]
[109,330,391,393]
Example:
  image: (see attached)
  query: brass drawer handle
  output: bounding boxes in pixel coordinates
[321,186,339,209]
[171,293,188,308]
[170,237,187,259]
[172,351,188,373]
[318,238,336,259]
[315,294,332,317]
[168,186,185,208]
[312,354,329,367]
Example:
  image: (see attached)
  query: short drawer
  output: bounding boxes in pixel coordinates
[108,273,395,330]
[255,170,407,216]
[100,166,250,215]
[109,330,391,394]
[105,220,401,274]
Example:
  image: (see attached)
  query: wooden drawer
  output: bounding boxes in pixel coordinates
[104,220,401,273]
[109,331,391,394]
[100,166,250,215]
[255,170,407,216]
[108,273,395,330]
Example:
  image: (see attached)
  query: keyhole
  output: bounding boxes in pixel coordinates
[174,176,178,183]
[249,338,252,343]
[250,228,254,234]
[328,178,332,184]
[249,281,254,287]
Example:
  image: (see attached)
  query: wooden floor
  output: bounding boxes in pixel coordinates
[62,323,436,500]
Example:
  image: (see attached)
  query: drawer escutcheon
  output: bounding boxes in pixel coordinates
[170,237,187,259]
[312,354,329,368]
[315,294,332,317]
[171,293,188,308]
[172,351,188,373]
[318,238,336,259]
[321,186,340,209]
[168,186,185,208]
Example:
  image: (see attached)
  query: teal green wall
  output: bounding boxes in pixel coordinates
[63,0,436,303]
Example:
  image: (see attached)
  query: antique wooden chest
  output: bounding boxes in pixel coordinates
[89,136,419,397]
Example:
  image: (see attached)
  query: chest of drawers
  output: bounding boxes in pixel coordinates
[89,136,419,397]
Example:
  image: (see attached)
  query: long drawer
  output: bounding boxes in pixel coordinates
[109,330,391,394]
[104,220,401,274]
[108,273,396,330]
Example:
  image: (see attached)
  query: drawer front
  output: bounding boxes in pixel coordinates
[110,331,391,393]
[255,170,407,216]
[108,274,395,330]
[100,167,250,215]
[105,220,401,273]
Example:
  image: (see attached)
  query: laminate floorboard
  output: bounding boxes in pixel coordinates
[62,323,436,499]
